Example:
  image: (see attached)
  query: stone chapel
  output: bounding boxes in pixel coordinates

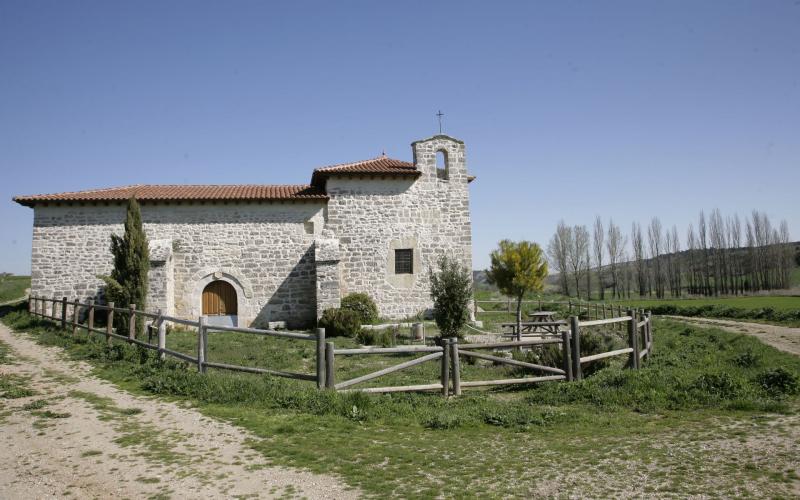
[14,134,474,328]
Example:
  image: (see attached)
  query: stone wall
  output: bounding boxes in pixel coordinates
[30,202,326,328]
[313,236,341,319]
[324,135,473,319]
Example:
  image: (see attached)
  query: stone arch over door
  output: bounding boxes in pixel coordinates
[190,269,253,325]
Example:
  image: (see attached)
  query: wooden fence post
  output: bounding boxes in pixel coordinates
[450,338,461,396]
[627,309,639,369]
[157,316,166,361]
[316,328,326,389]
[197,315,207,373]
[51,296,57,320]
[645,310,653,358]
[60,297,67,330]
[128,304,136,340]
[440,339,450,397]
[72,300,79,336]
[325,342,335,389]
[202,320,208,361]
[561,329,573,381]
[28,295,33,314]
[106,302,114,346]
[87,299,95,337]
[570,316,582,381]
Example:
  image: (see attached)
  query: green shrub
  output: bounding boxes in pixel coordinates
[579,330,626,376]
[429,255,473,338]
[318,308,361,337]
[341,293,379,324]
[691,372,743,399]
[755,367,798,396]
[511,344,563,372]
[356,328,397,347]
[731,350,759,368]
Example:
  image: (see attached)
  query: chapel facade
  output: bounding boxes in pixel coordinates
[14,135,474,328]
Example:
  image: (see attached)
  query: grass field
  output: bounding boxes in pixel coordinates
[3,305,800,497]
[610,295,800,311]
[0,275,30,303]
[476,289,800,327]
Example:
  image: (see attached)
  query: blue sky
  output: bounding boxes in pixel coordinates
[1,0,798,274]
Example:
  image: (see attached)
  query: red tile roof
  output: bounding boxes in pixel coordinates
[13,184,328,207]
[311,155,419,187]
[14,155,474,207]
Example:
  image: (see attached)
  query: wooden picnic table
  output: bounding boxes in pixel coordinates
[527,311,558,333]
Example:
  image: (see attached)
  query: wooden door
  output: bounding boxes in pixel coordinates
[202,280,238,316]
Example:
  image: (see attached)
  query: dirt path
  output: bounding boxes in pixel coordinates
[0,322,358,499]
[665,315,800,356]
[0,290,28,307]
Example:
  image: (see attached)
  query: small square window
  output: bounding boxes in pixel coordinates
[395,249,413,274]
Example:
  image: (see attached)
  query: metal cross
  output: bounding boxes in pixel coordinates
[436,110,444,134]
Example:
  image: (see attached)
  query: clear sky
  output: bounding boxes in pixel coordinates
[1,0,798,274]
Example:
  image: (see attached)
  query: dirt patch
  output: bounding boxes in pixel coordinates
[0,322,358,499]
[664,316,800,357]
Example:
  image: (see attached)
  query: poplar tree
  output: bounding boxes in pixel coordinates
[99,197,149,336]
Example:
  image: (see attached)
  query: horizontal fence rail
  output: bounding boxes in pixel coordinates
[27,295,326,388]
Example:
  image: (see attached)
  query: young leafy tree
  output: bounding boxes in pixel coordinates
[486,240,548,334]
[99,197,149,337]
[428,255,473,338]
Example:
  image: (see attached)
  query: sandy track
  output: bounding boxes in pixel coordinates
[0,322,358,499]
[664,316,800,356]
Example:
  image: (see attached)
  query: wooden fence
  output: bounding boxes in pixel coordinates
[324,308,653,396]
[476,298,628,322]
[27,295,327,388]
[27,295,654,397]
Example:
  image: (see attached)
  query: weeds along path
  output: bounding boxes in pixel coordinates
[0,322,357,499]
[664,315,800,357]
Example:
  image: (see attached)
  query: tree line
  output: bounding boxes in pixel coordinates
[547,209,796,300]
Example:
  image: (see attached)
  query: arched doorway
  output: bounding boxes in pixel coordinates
[202,280,238,316]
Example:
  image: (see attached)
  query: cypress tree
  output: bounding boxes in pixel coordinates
[99,197,149,336]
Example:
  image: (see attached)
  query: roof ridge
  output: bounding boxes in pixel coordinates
[315,155,414,172]
[13,184,144,200]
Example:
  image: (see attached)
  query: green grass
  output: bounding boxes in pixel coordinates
[607,296,800,327]
[611,295,800,311]
[3,306,800,497]
[0,337,36,399]
[790,266,800,287]
[0,275,30,303]
[477,292,800,327]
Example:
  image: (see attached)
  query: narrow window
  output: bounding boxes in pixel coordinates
[436,150,448,180]
[395,249,413,274]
